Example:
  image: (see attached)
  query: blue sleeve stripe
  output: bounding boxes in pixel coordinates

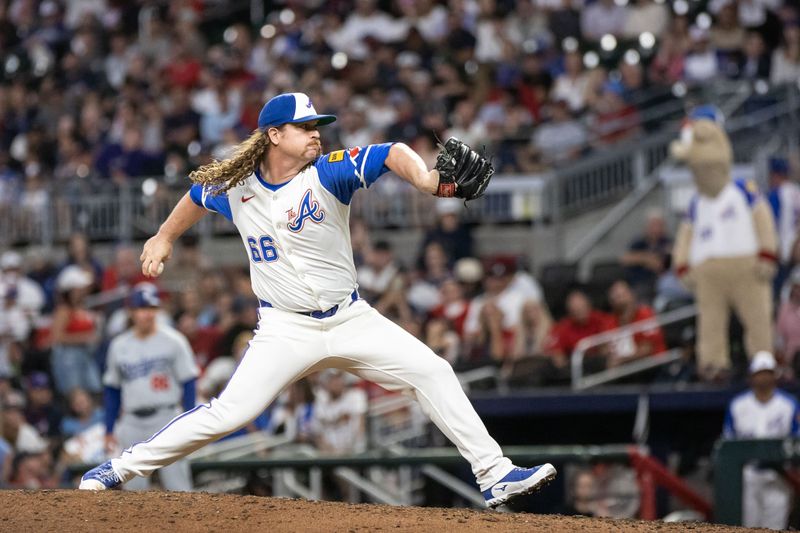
[189,184,233,221]
[189,184,203,207]
[104,386,121,434]
[182,379,197,413]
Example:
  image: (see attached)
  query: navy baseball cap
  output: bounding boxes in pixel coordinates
[770,157,789,175]
[258,93,336,130]
[128,283,161,308]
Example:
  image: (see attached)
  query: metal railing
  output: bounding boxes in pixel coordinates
[570,305,697,390]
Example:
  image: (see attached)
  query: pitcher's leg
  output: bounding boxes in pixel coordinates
[112,331,322,483]
[330,306,512,490]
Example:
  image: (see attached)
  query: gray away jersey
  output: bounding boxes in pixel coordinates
[104,325,199,411]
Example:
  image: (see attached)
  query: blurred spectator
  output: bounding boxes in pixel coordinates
[419,199,473,265]
[560,469,599,516]
[776,268,800,371]
[623,0,669,39]
[176,312,223,370]
[620,208,672,299]
[607,280,667,366]
[0,285,29,377]
[50,266,101,395]
[723,351,799,530]
[60,388,104,438]
[357,240,402,305]
[463,257,529,365]
[23,372,62,442]
[767,157,800,292]
[157,234,213,293]
[580,0,627,41]
[771,22,800,84]
[541,290,615,383]
[0,251,45,319]
[8,451,56,489]
[737,30,772,79]
[60,233,103,291]
[650,16,691,85]
[551,51,590,113]
[711,0,746,75]
[532,99,588,165]
[101,244,149,292]
[1,392,48,454]
[588,81,642,147]
[313,370,368,455]
[429,277,472,338]
[425,317,461,365]
[267,379,315,444]
[684,26,720,83]
[217,297,259,358]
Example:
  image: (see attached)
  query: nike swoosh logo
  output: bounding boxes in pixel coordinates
[241,195,256,203]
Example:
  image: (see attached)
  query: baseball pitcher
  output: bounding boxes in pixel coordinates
[80,92,555,507]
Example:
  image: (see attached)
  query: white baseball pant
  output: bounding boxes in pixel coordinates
[115,408,193,492]
[110,299,514,491]
[742,466,791,530]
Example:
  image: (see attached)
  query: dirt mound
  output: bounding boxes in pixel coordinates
[0,490,763,532]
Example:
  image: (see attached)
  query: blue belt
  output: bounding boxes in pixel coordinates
[259,289,359,319]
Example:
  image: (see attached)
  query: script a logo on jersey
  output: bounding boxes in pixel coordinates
[287,189,325,232]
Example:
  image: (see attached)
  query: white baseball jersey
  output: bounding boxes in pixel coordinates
[189,143,394,312]
[104,325,199,411]
[768,182,800,262]
[687,180,760,266]
[724,389,800,439]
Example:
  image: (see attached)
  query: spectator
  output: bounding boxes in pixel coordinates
[1,393,48,454]
[771,22,800,84]
[623,0,669,39]
[0,251,45,319]
[23,372,62,442]
[737,30,771,79]
[50,266,101,395]
[606,280,667,366]
[560,469,599,516]
[267,379,315,444]
[60,388,104,438]
[420,199,474,266]
[711,0,746,75]
[551,51,591,113]
[0,285,28,378]
[684,26,720,83]
[532,99,588,165]
[588,81,642,147]
[776,269,800,371]
[429,277,472,338]
[101,244,149,293]
[60,233,103,291]
[767,157,800,292]
[313,370,368,455]
[357,240,402,305]
[580,0,627,41]
[620,208,673,299]
[425,317,461,366]
[541,290,615,383]
[724,351,799,530]
[157,234,213,294]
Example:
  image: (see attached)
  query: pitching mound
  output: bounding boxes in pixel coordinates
[1,490,763,532]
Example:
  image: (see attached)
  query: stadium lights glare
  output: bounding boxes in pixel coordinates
[614,0,629,6]
[672,81,688,97]
[331,52,348,70]
[754,79,769,94]
[260,24,277,39]
[279,8,295,25]
[76,164,89,179]
[583,51,600,69]
[5,55,19,74]
[223,27,238,44]
[673,0,689,15]
[464,60,479,75]
[523,39,539,53]
[696,12,712,29]
[562,37,579,52]
[187,141,201,158]
[654,0,666,4]
[639,32,656,49]
[600,34,617,52]
[142,178,158,197]
[624,50,641,65]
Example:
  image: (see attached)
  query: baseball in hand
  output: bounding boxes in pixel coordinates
[156,262,164,275]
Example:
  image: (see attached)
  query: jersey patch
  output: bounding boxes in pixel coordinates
[288,189,326,232]
[328,150,345,163]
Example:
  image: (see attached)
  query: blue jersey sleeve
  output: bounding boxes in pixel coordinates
[723,404,736,439]
[315,143,394,205]
[733,179,759,207]
[189,184,233,221]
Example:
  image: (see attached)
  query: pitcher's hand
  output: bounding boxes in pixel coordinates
[140,234,173,277]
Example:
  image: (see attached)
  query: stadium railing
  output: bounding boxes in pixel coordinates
[570,305,697,390]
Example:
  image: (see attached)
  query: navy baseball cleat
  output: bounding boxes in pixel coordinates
[483,464,557,508]
[79,460,122,490]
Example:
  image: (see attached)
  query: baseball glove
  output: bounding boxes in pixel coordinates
[434,137,494,201]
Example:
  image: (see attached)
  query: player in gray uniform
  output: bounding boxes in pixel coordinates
[103,283,198,491]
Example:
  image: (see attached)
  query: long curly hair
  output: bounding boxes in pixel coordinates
[189,129,270,194]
